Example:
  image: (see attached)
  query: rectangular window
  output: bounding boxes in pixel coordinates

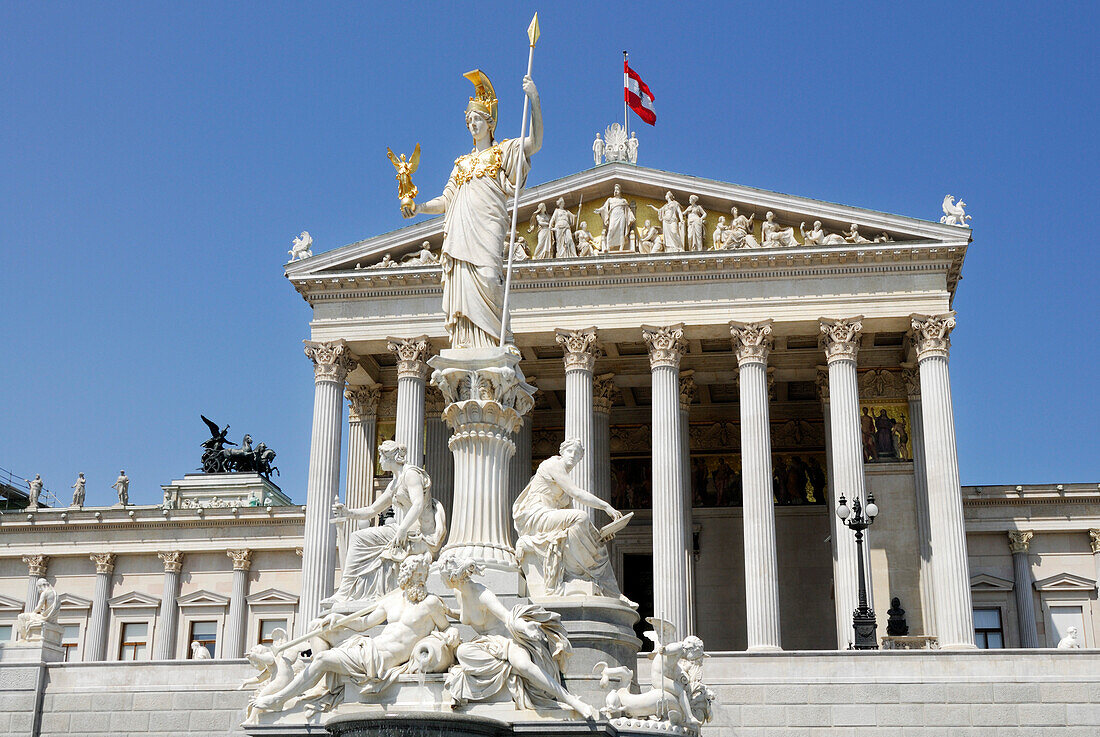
[189,620,217,658]
[0,624,12,642]
[61,624,81,661]
[1049,605,1085,646]
[258,619,287,645]
[973,607,1004,649]
[118,622,148,661]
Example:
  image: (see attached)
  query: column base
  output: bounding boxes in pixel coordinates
[938,642,979,651]
[745,644,783,653]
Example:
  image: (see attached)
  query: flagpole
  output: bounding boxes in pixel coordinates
[499,13,540,349]
[623,51,629,134]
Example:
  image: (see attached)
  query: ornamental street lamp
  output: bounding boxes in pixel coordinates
[836,491,879,650]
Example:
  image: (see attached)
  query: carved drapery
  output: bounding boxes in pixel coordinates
[819,317,863,362]
[158,551,183,573]
[90,553,116,575]
[642,324,687,369]
[555,328,602,372]
[593,373,619,415]
[346,385,381,421]
[729,320,774,365]
[910,312,957,360]
[22,554,48,577]
[227,549,253,571]
[387,336,432,380]
[304,339,357,384]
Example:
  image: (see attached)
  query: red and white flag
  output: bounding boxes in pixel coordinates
[624,60,656,125]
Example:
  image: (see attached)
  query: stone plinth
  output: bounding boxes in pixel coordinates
[537,596,641,674]
[326,711,509,737]
[0,624,65,663]
[161,473,290,510]
[430,348,535,572]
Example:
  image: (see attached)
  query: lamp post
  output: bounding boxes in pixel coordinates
[836,491,879,649]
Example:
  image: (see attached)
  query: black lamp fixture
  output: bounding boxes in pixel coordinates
[836,491,879,650]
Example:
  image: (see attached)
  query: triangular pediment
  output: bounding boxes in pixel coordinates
[176,589,230,608]
[287,163,971,278]
[246,587,299,605]
[57,593,92,610]
[1033,572,1097,592]
[970,573,1014,591]
[0,593,24,611]
[108,591,161,609]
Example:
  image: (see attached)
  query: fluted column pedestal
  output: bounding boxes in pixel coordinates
[642,324,690,637]
[22,555,47,611]
[151,552,183,659]
[85,553,115,661]
[820,317,871,649]
[731,321,781,651]
[425,386,455,522]
[299,340,356,634]
[345,386,380,513]
[557,328,602,522]
[1007,532,1038,648]
[388,336,431,467]
[904,366,937,636]
[431,348,535,572]
[911,312,974,649]
[223,549,252,658]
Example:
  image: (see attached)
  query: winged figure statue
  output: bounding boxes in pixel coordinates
[388,144,421,215]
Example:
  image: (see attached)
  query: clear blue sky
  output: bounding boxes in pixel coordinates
[2,2,1096,506]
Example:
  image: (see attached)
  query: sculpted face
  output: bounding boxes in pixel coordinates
[465,111,491,143]
[613,184,621,196]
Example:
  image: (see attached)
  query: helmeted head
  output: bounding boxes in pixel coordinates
[464,69,498,142]
[556,197,566,208]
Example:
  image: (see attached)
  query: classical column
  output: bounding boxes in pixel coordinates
[816,366,845,647]
[425,385,455,521]
[85,553,115,661]
[910,312,974,649]
[22,554,47,610]
[345,385,380,512]
[592,373,618,511]
[509,417,533,512]
[730,320,782,651]
[151,552,183,659]
[556,328,602,520]
[1090,530,1100,596]
[224,549,252,658]
[679,370,698,636]
[820,316,870,648]
[387,336,432,467]
[642,324,690,637]
[1007,531,1038,648]
[904,365,937,636]
[299,340,356,634]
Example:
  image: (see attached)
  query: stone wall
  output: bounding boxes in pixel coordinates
[4,650,1099,736]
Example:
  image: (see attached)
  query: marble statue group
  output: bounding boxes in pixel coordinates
[244,65,715,733]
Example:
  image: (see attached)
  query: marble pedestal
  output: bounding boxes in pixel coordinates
[0,622,65,663]
[536,596,641,674]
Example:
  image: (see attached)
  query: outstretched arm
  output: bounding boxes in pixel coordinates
[548,461,620,518]
[523,76,543,157]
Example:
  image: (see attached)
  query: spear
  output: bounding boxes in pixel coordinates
[499,12,540,349]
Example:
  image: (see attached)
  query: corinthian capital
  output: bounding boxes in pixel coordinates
[158,551,183,573]
[22,554,48,577]
[555,328,602,373]
[90,553,116,575]
[729,320,774,365]
[1007,530,1034,554]
[386,336,432,380]
[593,373,619,415]
[227,549,253,571]
[819,317,864,363]
[304,339,357,384]
[910,312,957,360]
[346,385,381,420]
[641,324,687,369]
[679,371,697,413]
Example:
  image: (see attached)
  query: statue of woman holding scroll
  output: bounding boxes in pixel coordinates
[401,70,543,349]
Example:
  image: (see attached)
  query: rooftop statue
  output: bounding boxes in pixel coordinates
[638,219,660,253]
[528,202,553,259]
[575,221,595,257]
[940,194,971,227]
[603,123,630,163]
[71,473,86,508]
[627,131,639,164]
[549,197,578,258]
[513,438,634,603]
[15,579,59,642]
[395,69,543,349]
[800,220,846,246]
[288,231,313,261]
[727,207,758,249]
[325,440,447,607]
[595,184,636,253]
[649,192,685,252]
[440,557,598,719]
[199,415,279,478]
[684,195,706,252]
[844,222,872,244]
[112,470,130,506]
[592,132,604,166]
[26,474,43,509]
[761,211,799,248]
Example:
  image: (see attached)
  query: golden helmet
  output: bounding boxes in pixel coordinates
[464,69,498,133]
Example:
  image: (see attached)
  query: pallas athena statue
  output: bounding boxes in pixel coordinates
[400,69,543,349]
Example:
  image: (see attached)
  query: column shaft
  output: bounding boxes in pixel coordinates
[679,372,697,636]
[85,554,115,661]
[1008,532,1038,648]
[224,550,252,658]
[508,416,533,511]
[299,340,355,634]
[426,412,455,522]
[152,552,182,659]
[557,328,601,523]
[911,312,975,649]
[388,336,431,467]
[906,375,937,636]
[643,324,690,637]
[345,386,380,513]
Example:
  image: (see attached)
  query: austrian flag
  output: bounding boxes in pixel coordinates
[624,61,656,125]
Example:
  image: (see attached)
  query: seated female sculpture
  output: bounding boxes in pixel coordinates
[512,439,632,602]
[326,440,447,605]
[15,579,58,641]
[440,557,597,718]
